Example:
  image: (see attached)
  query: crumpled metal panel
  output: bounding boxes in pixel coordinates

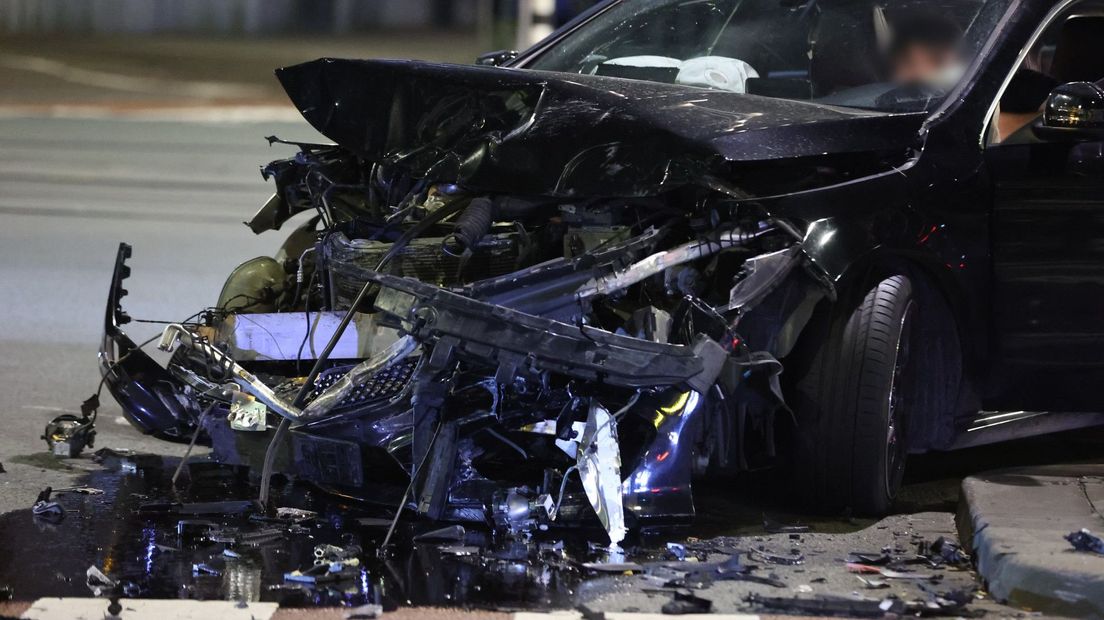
[274,58,925,198]
[577,400,627,546]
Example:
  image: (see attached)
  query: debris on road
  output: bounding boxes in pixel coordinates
[1065,528,1104,555]
[85,565,116,597]
[32,487,64,521]
[42,394,99,458]
[661,590,713,614]
[746,592,905,617]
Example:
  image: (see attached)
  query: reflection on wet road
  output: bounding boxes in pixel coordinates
[1,429,1100,614]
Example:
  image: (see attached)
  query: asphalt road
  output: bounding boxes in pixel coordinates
[0,115,325,510]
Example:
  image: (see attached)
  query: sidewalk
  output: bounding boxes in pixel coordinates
[958,464,1104,619]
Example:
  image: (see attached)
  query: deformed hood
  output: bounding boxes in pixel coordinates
[276,58,925,197]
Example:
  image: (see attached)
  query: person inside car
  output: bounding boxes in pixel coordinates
[887,12,964,87]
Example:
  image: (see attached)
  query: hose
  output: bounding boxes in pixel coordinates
[257,196,469,510]
[441,196,494,256]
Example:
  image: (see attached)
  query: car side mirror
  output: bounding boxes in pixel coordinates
[476,50,519,67]
[1033,81,1104,142]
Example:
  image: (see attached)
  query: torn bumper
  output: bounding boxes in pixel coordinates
[99,243,200,440]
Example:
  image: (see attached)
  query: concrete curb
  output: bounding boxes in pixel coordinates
[957,464,1104,619]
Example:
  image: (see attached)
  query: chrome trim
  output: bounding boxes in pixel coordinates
[978,0,1082,147]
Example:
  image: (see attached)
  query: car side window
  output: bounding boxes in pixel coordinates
[988,1,1104,144]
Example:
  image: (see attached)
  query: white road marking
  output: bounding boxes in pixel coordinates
[21,598,278,620]
[0,53,269,99]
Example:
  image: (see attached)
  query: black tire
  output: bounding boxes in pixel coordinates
[790,275,917,515]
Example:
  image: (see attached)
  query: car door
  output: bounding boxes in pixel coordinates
[984,5,1104,411]
[984,5,1104,410]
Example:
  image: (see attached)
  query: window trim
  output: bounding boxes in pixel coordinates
[980,0,1084,146]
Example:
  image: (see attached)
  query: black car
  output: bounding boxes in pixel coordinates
[99,0,1104,542]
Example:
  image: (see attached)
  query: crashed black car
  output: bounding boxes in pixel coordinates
[99,0,1104,540]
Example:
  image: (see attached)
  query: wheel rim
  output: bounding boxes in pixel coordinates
[884,300,915,498]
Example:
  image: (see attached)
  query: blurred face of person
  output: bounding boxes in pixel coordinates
[891,41,957,84]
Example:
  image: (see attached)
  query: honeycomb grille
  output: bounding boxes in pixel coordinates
[306,357,419,413]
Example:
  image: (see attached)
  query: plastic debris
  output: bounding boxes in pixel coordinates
[582,561,644,573]
[275,507,318,521]
[345,603,384,619]
[856,575,890,589]
[85,565,117,597]
[32,487,64,521]
[749,547,804,565]
[763,515,812,534]
[918,536,970,566]
[666,542,687,560]
[1066,528,1104,555]
[661,591,713,614]
[413,525,466,542]
[192,563,222,577]
[54,486,105,495]
[747,592,905,617]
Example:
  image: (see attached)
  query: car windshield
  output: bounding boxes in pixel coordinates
[525,0,1011,112]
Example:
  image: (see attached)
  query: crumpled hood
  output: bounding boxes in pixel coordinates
[276,58,925,197]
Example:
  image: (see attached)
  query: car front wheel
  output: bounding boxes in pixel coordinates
[790,275,917,515]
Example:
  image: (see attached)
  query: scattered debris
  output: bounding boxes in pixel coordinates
[746,592,905,617]
[192,563,222,577]
[42,394,99,458]
[582,562,644,573]
[345,603,384,619]
[764,515,812,534]
[85,565,116,597]
[856,576,890,589]
[32,487,64,521]
[139,500,258,516]
[749,547,805,565]
[918,536,970,567]
[54,486,105,495]
[1066,528,1104,555]
[662,590,713,615]
[275,507,318,521]
[847,563,941,581]
[413,525,466,542]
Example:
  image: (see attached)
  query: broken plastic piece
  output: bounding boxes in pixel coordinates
[661,591,713,615]
[1066,528,1104,554]
[345,603,384,619]
[413,525,466,542]
[32,487,64,521]
[85,565,116,597]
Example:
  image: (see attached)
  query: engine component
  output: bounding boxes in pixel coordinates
[42,394,98,458]
[323,231,523,308]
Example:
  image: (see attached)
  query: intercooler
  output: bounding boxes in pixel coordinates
[322,231,525,308]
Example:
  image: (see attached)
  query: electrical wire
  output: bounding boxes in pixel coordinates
[256,194,469,511]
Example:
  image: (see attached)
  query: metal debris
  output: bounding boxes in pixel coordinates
[576,400,628,546]
[1066,528,1104,555]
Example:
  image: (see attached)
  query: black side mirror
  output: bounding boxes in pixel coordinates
[1033,81,1104,141]
[476,50,520,67]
